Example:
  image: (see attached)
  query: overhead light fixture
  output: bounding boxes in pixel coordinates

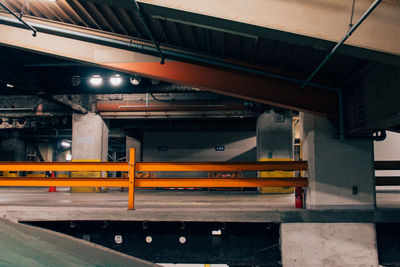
[61,140,71,148]
[89,75,102,86]
[6,83,14,88]
[110,74,122,86]
[130,76,141,86]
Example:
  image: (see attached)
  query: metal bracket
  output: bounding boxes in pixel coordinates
[0,3,37,37]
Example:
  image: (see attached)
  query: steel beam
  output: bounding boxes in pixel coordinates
[0,14,338,116]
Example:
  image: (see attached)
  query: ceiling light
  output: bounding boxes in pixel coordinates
[61,140,71,148]
[6,84,14,88]
[110,74,122,86]
[130,76,141,86]
[89,75,102,86]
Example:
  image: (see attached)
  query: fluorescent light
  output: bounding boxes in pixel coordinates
[110,74,122,86]
[89,75,102,86]
[61,140,71,148]
[6,84,14,88]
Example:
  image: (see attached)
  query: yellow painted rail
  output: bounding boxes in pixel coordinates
[0,162,128,172]
[135,161,307,172]
[0,177,308,188]
[0,148,309,210]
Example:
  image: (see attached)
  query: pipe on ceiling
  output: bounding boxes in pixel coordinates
[299,0,382,93]
[96,100,246,112]
[131,0,164,64]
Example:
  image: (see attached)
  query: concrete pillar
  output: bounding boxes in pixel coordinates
[72,113,108,161]
[71,113,108,192]
[281,223,379,267]
[300,112,375,209]
[126,136,141,162]
[256,111,292,160]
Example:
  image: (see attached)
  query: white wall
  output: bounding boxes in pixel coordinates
[143,131,256,162]
[143,131,257,177]
[374,131,400,176]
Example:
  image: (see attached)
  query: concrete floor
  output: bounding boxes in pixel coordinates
[0,218,158,267]
[0,187,398,222]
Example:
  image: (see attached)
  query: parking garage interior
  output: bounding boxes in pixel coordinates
[0,0,399,266]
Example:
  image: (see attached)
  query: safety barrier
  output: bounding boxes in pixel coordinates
[0,148,308,209]
[375,161,400,186]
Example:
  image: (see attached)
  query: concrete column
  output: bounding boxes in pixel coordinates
[72,113,108,161]
[300,112,375,209]
[256,111,292,160]
[126,136,141,162]
[281,223,379,267]
[71,113,108,192]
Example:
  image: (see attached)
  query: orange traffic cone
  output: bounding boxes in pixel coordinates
[48,172,57,192]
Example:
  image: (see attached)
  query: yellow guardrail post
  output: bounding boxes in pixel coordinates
[128,148,136,210]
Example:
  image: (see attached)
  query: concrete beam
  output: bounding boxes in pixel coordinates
[0,15,338,116]
[50,95,89,114]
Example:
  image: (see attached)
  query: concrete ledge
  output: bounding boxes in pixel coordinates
[2,208,400,223]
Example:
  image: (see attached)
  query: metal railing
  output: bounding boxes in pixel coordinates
[0,148,308,209]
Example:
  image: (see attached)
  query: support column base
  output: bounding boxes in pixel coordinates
[281,223,378,267]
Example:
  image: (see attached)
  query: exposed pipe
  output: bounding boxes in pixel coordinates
[97,100,245,112]
[0,2,37,37]
[0,14,340,92]
[131,0,165,64]
[299,0,382,93]
[0,107,34,111]
[0,112,69,117]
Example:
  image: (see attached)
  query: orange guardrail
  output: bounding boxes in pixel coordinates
[0,148,308,210]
